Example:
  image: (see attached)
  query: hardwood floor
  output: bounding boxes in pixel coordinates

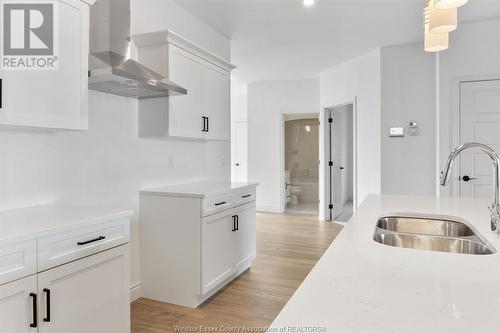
[131,213,343,333]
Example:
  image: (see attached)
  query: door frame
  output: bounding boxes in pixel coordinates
[279,109,320,214]
[320,98,358,221]
[449,75,500,197]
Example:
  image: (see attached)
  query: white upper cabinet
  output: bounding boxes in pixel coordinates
[0,0,94,130]
[132,30,235,141]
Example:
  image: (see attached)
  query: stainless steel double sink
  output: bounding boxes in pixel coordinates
[373,215,495,255]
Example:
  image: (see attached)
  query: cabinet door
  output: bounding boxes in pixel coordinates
[234,204,256,270]
[203,63,230,141]
[0,275,37,333]
[201,213,234,294]
[38,245,130,333]
[168,45,204,138]
[0,0,88,130]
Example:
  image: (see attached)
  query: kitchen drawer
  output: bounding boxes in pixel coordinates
[0,238,37,285]
[38,217,130,271]
[202,193,233,217]
[233,188,256,207]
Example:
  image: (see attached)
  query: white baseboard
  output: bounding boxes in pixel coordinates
[256,205,282,213]
[130,282,142,303]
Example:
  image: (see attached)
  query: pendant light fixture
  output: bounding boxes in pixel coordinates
[424,3,449,52]
[434,0,468,9]
[429,0,457,34]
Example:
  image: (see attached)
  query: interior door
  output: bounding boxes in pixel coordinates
[234,204,257,270]
[232,121,248,182]
[0,275,37,333]
[329,110,343,219]
[37,246,130,333]
[459,80,500,198]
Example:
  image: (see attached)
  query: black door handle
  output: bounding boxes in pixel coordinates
[30,293,37,328]
[43,288,51,322]
[77,235,105,246]
[462,175,478,182]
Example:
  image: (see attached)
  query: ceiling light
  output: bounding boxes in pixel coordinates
[428,0,457,34]
[434,0,468,9]
[303,0,315,7]
[424,4,449,52]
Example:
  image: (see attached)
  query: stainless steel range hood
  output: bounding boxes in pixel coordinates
[88,0,187,99]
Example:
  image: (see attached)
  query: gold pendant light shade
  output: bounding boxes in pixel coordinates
[423,2,449,52]
[434,0,468,9]
[429,1,457,34]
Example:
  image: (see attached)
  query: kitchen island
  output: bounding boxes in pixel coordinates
[270,194,500,333]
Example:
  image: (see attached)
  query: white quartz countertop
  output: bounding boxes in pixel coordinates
[0,204,133,243]
[139,181,258,198]
[270,194,500,333]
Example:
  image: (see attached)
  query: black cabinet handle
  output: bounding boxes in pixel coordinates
[206,116,209,132]
[43,288,51,322]
[214,201,226,206]
[236,215,239,231]
[29,293,37,328]
[77,235,105,246]
[202,116,209,132]
[232,216,236,231]
[242,194,251,198]
[0,79,3,109]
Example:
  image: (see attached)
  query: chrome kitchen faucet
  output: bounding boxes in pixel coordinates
[440,142,500,233]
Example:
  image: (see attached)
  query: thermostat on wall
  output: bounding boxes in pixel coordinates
[389,127,404,137]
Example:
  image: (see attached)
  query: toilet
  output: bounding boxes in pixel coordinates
[289,185,303,205]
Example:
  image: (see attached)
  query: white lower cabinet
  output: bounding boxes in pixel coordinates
[201,214,235,294]
[38,245,129,333]
[140,183,257,308]
[0,275,37,333]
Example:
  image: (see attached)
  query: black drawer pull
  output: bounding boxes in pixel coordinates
[242,194,252,198]
[43,288,51,322]
[214,201,226,206]
[232,216,237,231]
[77,235,105,246]
[30,293,37,328]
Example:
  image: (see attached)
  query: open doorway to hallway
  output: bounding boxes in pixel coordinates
[283,113,320,214]
[324,105,354,222]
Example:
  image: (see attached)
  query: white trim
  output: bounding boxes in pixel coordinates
[131,30,236,72]
[435,53,441,197]
[130,282,142,303]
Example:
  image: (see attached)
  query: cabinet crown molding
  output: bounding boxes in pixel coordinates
[131,30,236,72]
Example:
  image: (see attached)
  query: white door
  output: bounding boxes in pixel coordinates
[232,121,248,182]
[459,80,500,198]
[204,63,230,141]
[201,213,234,294]
[329,110,343,219]
[234,204,256,270]
[168,45,204,139]
[0,275,37,333]
[37,246,130,333]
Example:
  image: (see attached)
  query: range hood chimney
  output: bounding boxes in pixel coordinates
[88,0,187,98]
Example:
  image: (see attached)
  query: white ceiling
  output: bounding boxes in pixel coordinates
[174,0,500,85]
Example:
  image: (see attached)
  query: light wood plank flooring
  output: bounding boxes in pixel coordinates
[131,213,343,332]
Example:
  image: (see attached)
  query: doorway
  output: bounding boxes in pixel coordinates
[456,79,500,198]
[324,104,354,222]
[232,121,248,182]
[282,113,320,214]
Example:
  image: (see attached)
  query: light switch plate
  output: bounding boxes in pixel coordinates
[389,127,404,137]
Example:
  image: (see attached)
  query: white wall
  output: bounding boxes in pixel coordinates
[0,0,231,299]
[381,43,436,196]
[439,19,500,196]
[247,78,320,212]
[320,49,382,209]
